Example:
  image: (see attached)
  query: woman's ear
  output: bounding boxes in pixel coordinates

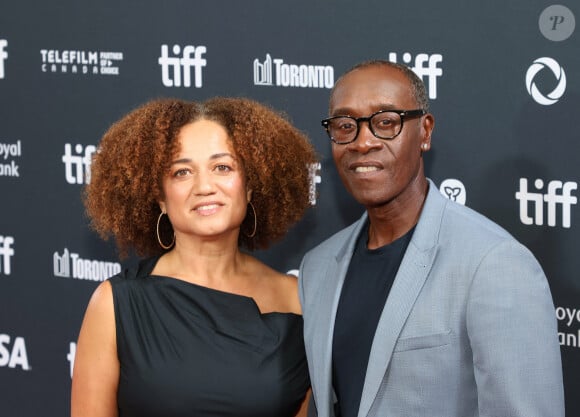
[158,201,166,213]
[246,189,253,202]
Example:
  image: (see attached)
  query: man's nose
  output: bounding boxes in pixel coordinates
[348,121,382,152]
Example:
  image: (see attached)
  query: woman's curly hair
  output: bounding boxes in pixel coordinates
[84,97,318,258]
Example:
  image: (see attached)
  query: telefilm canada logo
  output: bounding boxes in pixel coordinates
[53,248,121,282]
[0,39,8,79]
[515,178,577,228]
[253,54,334,89]
[388,52,443,99]
[40,48,123,75]
[0,139,22,177]
[159,44,207,88]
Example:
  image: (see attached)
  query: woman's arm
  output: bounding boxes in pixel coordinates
[71,280,120,417]
[295,388,312,417]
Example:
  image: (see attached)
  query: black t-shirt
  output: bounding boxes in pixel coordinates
[332,223,414,417]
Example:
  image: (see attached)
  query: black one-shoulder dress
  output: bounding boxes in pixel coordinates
[109,257,309,417]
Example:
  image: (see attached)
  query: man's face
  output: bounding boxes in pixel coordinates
[329,65,434,209]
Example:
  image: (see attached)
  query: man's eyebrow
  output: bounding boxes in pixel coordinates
[330,103,398,116]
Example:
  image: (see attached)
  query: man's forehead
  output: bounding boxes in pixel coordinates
[329,67,413,112]
[340,65,407,85]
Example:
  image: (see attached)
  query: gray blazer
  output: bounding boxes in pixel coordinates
[299,180,564,417]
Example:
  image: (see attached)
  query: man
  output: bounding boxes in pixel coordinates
[299,60,564,417]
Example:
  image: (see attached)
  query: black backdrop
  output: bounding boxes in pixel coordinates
[1,1,578,415]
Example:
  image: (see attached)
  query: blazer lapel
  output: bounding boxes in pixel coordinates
[357,180,445,417]
[312,217,367,417]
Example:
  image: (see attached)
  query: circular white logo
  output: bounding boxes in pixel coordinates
[525,57,566,105]
[539,5,575,41]
[439,178,466,205]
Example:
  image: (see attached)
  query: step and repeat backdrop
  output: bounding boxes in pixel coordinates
[0,1,578,415]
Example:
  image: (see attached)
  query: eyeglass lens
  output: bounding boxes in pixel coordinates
[327,112,402,143]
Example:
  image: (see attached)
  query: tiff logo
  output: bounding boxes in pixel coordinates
[515,178,577,228]
[388,52,443,99]
[67,342,76,378]
[0,235,14,275]
[0,39,7,79]
[159,44,207,88]
[62,143,96,184]
[308,163,322,205]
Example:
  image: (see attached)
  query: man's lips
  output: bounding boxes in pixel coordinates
[354,166,380,173]
[348,161,383,173]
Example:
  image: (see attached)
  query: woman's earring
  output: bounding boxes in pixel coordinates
[156,211,175,249]
[245,202,257,238]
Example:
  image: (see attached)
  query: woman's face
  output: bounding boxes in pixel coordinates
[159,119,251,243]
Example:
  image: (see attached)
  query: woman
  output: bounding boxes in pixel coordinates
[71,98,317,417]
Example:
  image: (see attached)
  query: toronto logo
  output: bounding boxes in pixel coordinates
[253,54,334,88]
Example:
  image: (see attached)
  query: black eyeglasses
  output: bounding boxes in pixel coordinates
[321,109,426,145]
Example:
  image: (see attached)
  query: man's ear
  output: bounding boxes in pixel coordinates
[422,113,435,142]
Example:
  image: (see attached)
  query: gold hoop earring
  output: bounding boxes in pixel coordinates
[156,212,175,250]
[245,202,257,238]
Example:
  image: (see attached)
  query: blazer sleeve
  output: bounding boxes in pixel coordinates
[466,239,564,417]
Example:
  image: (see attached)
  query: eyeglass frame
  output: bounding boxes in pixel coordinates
[321,109,426,145]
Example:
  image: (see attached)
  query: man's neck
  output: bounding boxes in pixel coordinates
[365,177,429,249]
